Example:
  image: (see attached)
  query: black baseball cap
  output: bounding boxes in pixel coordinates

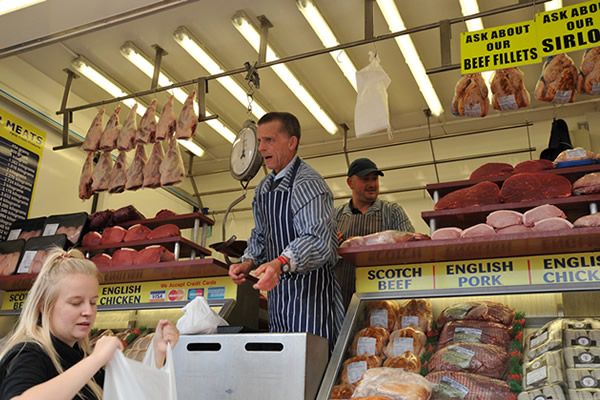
[347,158,384,177]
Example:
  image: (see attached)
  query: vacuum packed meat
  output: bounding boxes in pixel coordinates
[384,327,426,358]
[382,352,421,373]
[340,355,382,385]
[438,320,511,349]
[0,252,20,275]
[499,173,572,203]
[451,73,489,117]
[353,367,432,400]
[437,301,515,327]
[426,371,512,400]
[367,300,399,331]
[351,327,390,357]
[396,299,432,333]
[535,53,578,103]
[427,343,508,378]
[578,47,600,95]
[82,109,105,151]
[523,350,564,389]
[435,181,500,210]
[330,384,354,399]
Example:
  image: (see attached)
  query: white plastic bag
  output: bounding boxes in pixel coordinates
[104,343,177,400]
[176,295,228,334]
[354,51,392,137]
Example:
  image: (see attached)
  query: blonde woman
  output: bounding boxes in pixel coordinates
[0,248,179,400]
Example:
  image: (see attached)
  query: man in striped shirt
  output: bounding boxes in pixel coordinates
[334,158,414,309]
[228,112,343,350]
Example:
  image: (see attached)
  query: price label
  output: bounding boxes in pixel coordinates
[17,250,36,273]
[7,229,21,240]
[43,223,59,236]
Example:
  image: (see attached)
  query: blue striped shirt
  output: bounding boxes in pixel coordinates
[241,157,338,273]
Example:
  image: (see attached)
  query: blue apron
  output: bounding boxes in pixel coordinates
[259,158,343,350]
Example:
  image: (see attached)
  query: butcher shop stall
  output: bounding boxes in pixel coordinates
[1,0,600,399]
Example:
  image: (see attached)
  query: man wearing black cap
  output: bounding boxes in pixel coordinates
[334,158,414,308]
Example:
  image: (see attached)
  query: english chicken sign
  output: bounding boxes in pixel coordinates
[461,0,600,74]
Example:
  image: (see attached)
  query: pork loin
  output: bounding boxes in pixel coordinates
[486,210,523,229]
[532,217,574,232]
[460,224,496,238]
[431,228,462,240]
[523,204,566,227]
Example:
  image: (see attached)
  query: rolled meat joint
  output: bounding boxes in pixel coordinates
[352,367,433,400]
[431,227,462,240]
[491,67,530,111]
[532,217,573,232]
[124,224,151,242]
[573,172,600,195]
[100,226,127,245]
[470,163,514,181]
[435,181,500,210]
[382,351,421,373]
[99,105,121,151]
[437,320,511,349]
[351,327,390,357]
[426,371,512,400]
[117,103,138,151]
[367,300,399,331]
[523,204,566,227]
[79,151,94,200]
[535,53,578,103]
[90,253,112,268]
[578,47,600,95]
[460,223,496,238]
[176,91,198,139]
[82,109,105,151]
[437,301,515,327]
[384,327,426,358]
[427,343,508,378]
[396,299,432,333]
[330,384,354,399]
[340,355,382,385]
[148,224,181,240]
[486,210,524,229]
[451,73,489,117]
[137,99,157,144]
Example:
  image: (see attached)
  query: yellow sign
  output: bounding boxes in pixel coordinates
[0,109,46,154]
[436,257,530,289]
[1,276,237,311]
[356,264,435,293]
[461,20,538,73]
[536,0,600,57]
[529,252,600,285]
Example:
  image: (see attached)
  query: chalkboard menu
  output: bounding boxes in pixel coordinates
[0,108,45,241]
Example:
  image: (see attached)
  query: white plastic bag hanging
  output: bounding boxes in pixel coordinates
[104,343,177,400]
[354,51,392,137]
[176,295,228,334]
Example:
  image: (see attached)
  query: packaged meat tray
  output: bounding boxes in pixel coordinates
[384,327,426,358]
[517,384,567,400]
[523,350,565,390]
[42,212,88,244]
[426,371,512,400]
[340,355,382,385]
[352,367,432,400]
[525,319,563,360]
[396,299,432,333]
[350,327,390,357]
[437,301,515,327]
[437,320,511,349]
[330,383,354,399]
[426,342,508,379]
[0,239,25,276]
[367,300,400,331]
[564,330,600,348]
[564,348,600,369]
[16,234,68,274]
[568,388,600,400]
[566,368,600,389]
[7,216,46,241]
[382,352,421,373]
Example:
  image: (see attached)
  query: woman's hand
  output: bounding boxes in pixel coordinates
[153,319,180,368]
[90,336,123,366]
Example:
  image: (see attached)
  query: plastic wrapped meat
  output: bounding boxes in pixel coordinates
[451,73,489,117]
[82,109,105,151]
[491,67,530,111]
[555,147,596,163]
[56,225,83,244]
[384,328,426,358]
[535,54,578,103]
[427,343,508,378]
[438,320,511,349]
[396,299,432,333]
[523,350,564,389]
[340,355,382,385]
[155,95,176,141]
[578,47,600,95]
[352,368,433,400]
[29,250,48,274]
[437,301,515,327]
[382,352,421,373]
[117,103,138,151]
[426,371,512,400]
[351,327,390,357]
[175,91,197,139]
[330,384,354,399]
[137,99,157,144]
[367,300,400,331]
[99,105,121,151]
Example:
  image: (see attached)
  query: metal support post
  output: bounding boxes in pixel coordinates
[340,123,350,168]
[196,78,217,122]
[150,45,167,90]
[257,15,273,65]
[55,69,79,149]
[364,0,374,40]
[439,20,452,67]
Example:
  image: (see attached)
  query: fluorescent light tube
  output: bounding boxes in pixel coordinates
[0,0,45,16]
[296,0,358,91]
[120,42,236,143]
[376,0,444,116]
[177,137,205,157]
[173,27,267,120]
[232,11,338,135]
[544,0,562,11]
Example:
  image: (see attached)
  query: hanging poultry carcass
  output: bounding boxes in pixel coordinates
[136,99,157,144]
[578,47,600,95]
[451,73,489,117]
[82,109,105,151]
[160,136,185,186]
[491,67,530,111]
[108,150,128,193]
[143,142,164,188]
[117,104,138,151]
[99,106,121,151]
[156,95,177,141]
[534,53,578,103]
[79,152,94,200]
[125,144,147,191]
[91,152,113,193]
[175,91,197,139]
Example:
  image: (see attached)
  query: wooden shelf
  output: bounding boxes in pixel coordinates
[339,227,600,267]
[80,236,211,257]
[421,193,600,229]
[426,164,600,199]
[0,258,229,291]
[119,212,214,229]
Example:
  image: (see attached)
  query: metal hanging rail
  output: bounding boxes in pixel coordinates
[55,0,548,118]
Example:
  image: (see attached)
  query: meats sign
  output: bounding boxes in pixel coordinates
[461,0,600,73]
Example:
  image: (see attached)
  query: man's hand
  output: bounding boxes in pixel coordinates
[252,259,283,291]
[228,260,254,285]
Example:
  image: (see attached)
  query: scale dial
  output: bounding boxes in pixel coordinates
[230,120,263,181]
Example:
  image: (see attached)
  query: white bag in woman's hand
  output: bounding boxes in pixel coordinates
[354,51,392,137]
[104,343,177,400]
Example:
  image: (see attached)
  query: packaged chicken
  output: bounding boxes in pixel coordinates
[535,53,578,103]
[564,347,600,368]
[340,355,382,385]
[352,367,433,400]
[330,383,355,399]
[384,328,426,358]
[367,300,400,331]
[525,319,564,361]
[564,329,600,347]
[566,368,600,390]
[351,327,390,357]
[578,47,600,95]
[517,384,567,400]
[437,301,515,327]
[382,351,421,373]
[523,350,565,390]
[396,299,432,333]
[491,67,530,111]
[438,320,511,350]
[451,73,489,117]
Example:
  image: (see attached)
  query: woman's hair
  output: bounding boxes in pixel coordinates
[0,247,103,399]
